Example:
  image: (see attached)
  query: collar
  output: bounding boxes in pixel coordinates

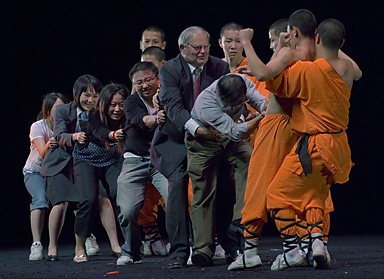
[187,63,204,74]
[76,107,88,117]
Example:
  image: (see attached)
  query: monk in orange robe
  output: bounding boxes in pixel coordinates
[265,18,361,271]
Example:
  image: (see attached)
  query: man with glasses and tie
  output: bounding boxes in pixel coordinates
[150,26,231,268]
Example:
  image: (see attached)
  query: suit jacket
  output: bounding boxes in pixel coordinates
[40,102,78,176]
[151,54,229,177]
[122,92,155,156]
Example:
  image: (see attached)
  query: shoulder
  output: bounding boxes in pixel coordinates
[207,55,229,69]
[31,119,45,130]
[161,55,183,71]
[125,92,144,107]
[56,102,75,115]
[276,47,305,67]
[125,92,141,102]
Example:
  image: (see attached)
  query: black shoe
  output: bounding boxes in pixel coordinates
[46,255,59,261]
[168,257,187,269]
[191,250,213,267]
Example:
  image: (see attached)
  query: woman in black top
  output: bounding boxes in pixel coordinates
[72,83,129,262]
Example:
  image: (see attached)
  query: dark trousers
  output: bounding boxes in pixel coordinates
[166,159,191,261]
[73,161,120,237]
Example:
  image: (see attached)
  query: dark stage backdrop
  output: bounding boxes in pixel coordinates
[1,0,382,248]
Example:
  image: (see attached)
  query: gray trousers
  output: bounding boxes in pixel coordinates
[117,156,168,260]
[186,137,252,257]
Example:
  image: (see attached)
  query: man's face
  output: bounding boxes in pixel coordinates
[269,29,279,52]
[180,31,210,68]
[219,29,243,60]
[140,31,166,51]
[132,70,159,100]
[141,54,164,69]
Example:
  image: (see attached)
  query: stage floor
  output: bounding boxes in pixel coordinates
[1,234,383,279]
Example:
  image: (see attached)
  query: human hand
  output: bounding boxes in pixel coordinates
[236,65,254,76]
[48,137,58,148]
[110,129,124,141]
[195,126,227,140]
[239,28,254,43]
[278,32,291,48]
[156,110,166,124]
[72,132,87,144]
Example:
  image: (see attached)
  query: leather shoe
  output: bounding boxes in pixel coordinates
[46,255,59,261]
[168,257,186,269]
[191,250,213,267]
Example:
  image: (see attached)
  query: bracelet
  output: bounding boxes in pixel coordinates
[112,130,118,141]
[154,115,157,122]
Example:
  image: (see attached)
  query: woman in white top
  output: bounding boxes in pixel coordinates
[23,92,67,260]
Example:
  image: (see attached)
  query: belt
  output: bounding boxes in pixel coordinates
[295,130,343,176]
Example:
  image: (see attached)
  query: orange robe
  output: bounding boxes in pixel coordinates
[266,58,353,215]
[242,112,299,225]
[234,58,269,147]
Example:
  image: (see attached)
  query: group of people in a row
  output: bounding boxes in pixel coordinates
[23,8,361,272]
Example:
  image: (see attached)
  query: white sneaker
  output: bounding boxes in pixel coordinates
[271,247,306,271]
[151,239,168,256]
[142,239,167,256]
[85,234,100,256]
[312,239,331,269]
[166,242,171,254]
[29,241,43,261]
[213,244,225,259]
[228,253,262,271]
[187,247,193,266]
[117,255,142,265]
[143,241,152,256]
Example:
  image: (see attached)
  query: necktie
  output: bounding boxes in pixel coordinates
[76,112,87,132]
[193,68,202,100]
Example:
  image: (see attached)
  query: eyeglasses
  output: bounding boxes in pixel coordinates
[187,44,211,52]
[133,75,158,87]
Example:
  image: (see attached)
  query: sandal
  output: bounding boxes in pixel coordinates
[73,254,88,263]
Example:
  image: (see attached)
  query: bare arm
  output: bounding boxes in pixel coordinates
[239,28,297,81]
[246,112,266,132]
[338,50,362,81]
[33,137,56,159]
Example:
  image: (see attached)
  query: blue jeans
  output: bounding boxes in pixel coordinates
[117,156,168,260]
[24,172,49,211]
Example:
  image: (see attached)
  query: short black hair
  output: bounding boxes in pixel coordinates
[142,26,166,42]
[141,46,166,62]
[73,74,103,104]
[220,22,243,38]
[288,9,317,38]
[318,18,345,50]
[217,74,247,105]
[129,61,159,82]
[269,18,288,36]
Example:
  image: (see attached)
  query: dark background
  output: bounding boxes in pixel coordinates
[1,0,382,248]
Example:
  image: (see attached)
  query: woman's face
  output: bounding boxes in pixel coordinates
[79,85,99,112]
[107,93,125,121]
[50,98,64,119]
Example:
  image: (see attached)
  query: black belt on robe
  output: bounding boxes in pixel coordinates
[295,130,344,176]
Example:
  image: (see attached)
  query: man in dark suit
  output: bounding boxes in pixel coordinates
[151,26,232,268]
